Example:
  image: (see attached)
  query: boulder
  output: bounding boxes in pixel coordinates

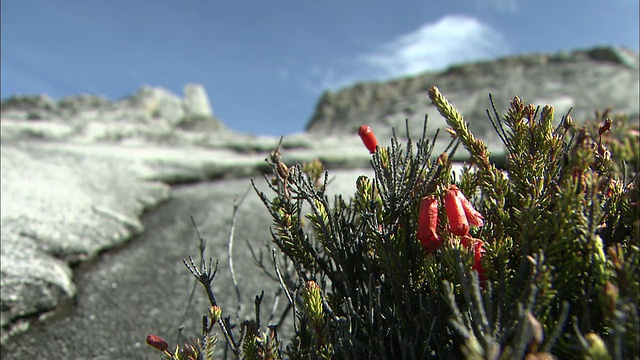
[182,83,214,119]
[124,85,186,125]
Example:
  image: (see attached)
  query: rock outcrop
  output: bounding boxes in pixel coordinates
[1,83,225,144]
[0,142,171,344]
[306,46,639,147]
[183,83,215,119]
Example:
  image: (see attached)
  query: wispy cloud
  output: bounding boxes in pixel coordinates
[307,15,509,92]
[359,15,509,79]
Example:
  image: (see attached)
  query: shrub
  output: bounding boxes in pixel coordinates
[147,87,639,359]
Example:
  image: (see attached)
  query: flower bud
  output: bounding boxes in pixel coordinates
[598,118,612,137]
[600,281,618,317]
[146,333,168,352]
[417,196,441,253]
[563,114,574,130]
[445,186,469,236]
[524,104,536,120]
[358,125,378,154]
[526,311,544,351]
[585,333,610,359]
[461,235,485,280]
[276,160,289,179]
[209,305,223,323]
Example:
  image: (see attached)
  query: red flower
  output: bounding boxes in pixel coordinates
[358,125,378,154]
[417,196,441,253]
[444,186,469,236]
[455,186,484,227]
[146,334,168,352]
[461,235,486,281]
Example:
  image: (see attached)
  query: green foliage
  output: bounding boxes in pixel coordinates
[147,88,639,359]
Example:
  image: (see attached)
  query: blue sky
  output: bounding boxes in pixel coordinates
[2,0,638,136]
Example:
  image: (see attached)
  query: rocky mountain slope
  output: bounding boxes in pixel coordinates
[306,46,639,147]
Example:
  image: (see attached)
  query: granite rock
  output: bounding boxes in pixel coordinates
[0,143,171,343]
[182,83,214,119]
[306,46,640,149]
[1,84,226,144]
[0,169,374,359]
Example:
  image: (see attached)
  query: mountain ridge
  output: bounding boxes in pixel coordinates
[305,46,639,142]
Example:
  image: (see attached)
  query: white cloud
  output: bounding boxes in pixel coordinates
[302,15,509,93]
[358,15,509,79]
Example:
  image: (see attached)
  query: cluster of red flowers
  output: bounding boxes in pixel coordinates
[357,125,486,279]
[417,185,486,280]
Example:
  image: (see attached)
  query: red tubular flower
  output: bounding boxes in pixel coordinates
[461,236,486,281]
[417,196,441,253]
[454,186,484,227]
[146,334,168,352]
[444,186,469,236]
[358,125,378,154]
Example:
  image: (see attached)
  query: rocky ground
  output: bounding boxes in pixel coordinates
[0,124,417,358]
[1,45,638,359]
[1,168,372,359]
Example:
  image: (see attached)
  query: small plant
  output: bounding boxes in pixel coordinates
[147,87,639,359]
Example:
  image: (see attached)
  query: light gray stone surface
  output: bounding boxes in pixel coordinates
[0,132,386,349]
[0,169,372,359]
[0,143,171,343]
